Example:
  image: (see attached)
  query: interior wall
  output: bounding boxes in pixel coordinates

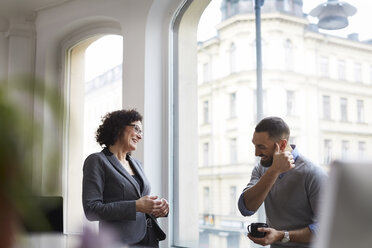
[0,0,185,243]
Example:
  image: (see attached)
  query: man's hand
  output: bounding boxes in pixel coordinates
[270,142,295,174]
[248,227,283,246]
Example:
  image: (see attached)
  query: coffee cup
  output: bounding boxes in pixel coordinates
[247,222,268,238]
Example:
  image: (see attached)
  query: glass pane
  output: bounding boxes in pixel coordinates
[84,35,123,158]
[196,1,372,247]
[66,34,123,234]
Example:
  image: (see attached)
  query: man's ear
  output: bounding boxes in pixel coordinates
[279,139,288,152]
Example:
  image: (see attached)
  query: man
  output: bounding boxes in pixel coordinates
[238,116,327,247]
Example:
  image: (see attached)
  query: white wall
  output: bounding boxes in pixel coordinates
[1,0,185,246]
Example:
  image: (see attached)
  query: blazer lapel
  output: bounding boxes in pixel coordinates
[127,155,149,196]
[103,148,141,197]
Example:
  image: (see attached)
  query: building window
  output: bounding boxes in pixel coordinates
[286,90,295,116]
[324,139,332,165]
[357,99,364,123]
[354,63,362,82]
[230,138,237,164]
[203,187,210,213]
[227,234,240,248]
[358,141,366,159]
[319,56,329,77]
[203,100,209,124]
[253,89,267,121]
[337,59,346,80]
[283,0,292,11]
[203,62,210,82]
[229,43,237,73]
[341,140,349,160]
[369,65,372,84]
[340,97,348,122]
[203,142,209,166]
[66,34,123,234]
[323,95,331,120]
[199,232,209,248]
[229,92,237,118]
[284,39,293,70]
[229,186,237,214]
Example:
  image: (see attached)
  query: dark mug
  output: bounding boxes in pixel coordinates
[247,222,268,238]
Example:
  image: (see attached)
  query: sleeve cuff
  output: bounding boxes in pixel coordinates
[308,223,318,234]
[238,193,255,216]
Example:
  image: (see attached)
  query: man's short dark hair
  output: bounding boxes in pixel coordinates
[255,116,290,141]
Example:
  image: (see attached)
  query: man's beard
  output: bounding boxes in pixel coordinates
[260,155,273,167]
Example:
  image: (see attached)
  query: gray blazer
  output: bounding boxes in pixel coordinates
[82,147,158,244]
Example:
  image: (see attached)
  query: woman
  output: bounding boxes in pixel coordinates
[82,109,168,247]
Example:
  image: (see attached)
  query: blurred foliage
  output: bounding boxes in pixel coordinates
[0,75,64,232]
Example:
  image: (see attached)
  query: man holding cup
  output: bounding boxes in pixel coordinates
[238,117,327,247]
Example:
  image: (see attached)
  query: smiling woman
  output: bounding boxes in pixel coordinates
[82,109,169,247]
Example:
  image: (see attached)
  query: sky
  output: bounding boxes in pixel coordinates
[197,0,372,42]
[85,35,123,82]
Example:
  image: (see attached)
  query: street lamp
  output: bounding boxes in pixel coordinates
[254,0,265,231]
[309,0,357,30]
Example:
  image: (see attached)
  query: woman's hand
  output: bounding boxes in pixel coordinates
[136,195,162,214]
[151,198,169,218]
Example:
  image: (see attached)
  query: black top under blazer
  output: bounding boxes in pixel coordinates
[82,147,158,244]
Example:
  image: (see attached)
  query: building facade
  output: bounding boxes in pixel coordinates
[197,0,372,247]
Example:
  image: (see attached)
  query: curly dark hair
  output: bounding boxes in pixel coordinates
[95,109,143,147]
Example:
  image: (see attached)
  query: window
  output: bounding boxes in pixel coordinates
[229,43,237,73]
[203,62,210,82]
[203,186,210,213]
[324,139,332,165]
[229,92,237,118]
[354,63,362,82]
[203,142,209,166]
[319,56,329,77]
[83,35,123,157]
[203,100,209,124]
[358,141,366,159]
[323,95,331,120]
[337,59,346,80]
[229,186,237,214]
[283,0,292,11]
[65,34,123,234]
[222,0,239,18]
[356,99,364,123]
[286,90,295,116]
[193,1,372,247]
[340,97,348,122]
[284,39,293,70]
[230,137,237,164]
[341,140,349,160]
[227,234,240,248]
[253,89,267,121]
